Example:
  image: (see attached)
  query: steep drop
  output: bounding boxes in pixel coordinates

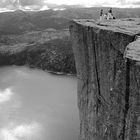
[70,18,140,140]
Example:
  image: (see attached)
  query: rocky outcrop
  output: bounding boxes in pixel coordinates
[0,38,76,74]
[69,18,140,140]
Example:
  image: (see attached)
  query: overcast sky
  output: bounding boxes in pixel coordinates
[0,0,140,11]
[45,0,140,6]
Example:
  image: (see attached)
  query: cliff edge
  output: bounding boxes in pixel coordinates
[69,18,140,140]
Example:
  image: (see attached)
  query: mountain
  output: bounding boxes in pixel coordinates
[0,7,140,74]
[0,7,140,34]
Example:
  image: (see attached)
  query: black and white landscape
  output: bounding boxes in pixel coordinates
[0,2,140,140]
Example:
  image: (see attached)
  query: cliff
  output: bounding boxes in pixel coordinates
[69,18,140,140]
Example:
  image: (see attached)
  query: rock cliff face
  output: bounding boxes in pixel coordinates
[69,18,140,140]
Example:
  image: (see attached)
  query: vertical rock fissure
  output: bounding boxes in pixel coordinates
[122,59,130,140]
[92,32,101,112]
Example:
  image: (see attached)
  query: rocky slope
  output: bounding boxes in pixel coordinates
[0,8,140,35]
[0,34,76,74]
[70,18,140,140]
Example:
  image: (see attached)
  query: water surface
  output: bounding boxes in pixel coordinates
[0,66,79,140]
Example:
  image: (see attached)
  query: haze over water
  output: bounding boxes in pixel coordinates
[0,66,79,140]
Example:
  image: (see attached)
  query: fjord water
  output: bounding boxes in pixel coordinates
[0,66,79,140]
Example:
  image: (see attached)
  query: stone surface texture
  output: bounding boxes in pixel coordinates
[69,18,140,140]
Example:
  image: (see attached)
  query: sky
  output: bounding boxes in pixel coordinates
[0,0,140,12]
[45,0,140,6]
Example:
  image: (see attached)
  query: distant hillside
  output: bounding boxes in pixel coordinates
[0,7,139,74]
[0,7,140,34]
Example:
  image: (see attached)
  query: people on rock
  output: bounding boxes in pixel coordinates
[99,8,115,21]
[107,8,113,20]
[100,9,103,21]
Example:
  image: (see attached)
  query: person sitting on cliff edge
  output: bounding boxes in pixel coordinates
[99,9,104,21]
[107,8,116,20]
